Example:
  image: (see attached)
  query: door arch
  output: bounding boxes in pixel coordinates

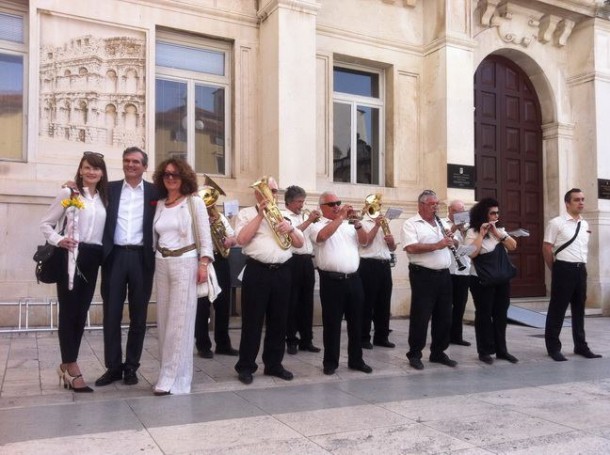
[474,55,546,297]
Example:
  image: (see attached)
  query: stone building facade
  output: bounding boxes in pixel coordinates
[1,0,609,317]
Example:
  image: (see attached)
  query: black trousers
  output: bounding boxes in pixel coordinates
[545,261,588,354]
[101,247,153,371]
[358,258,393,343]
[195,253,233,352]
[450,275,470,342]
[469,277,510,355]
[235,259,291,374]
[286,254,316,347]
[56,244,103,363]
[407,265,452,360]
[318,271,364,370]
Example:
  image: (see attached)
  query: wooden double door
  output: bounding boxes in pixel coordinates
[474,55,546,297]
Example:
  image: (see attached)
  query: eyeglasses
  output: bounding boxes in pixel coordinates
[83,151,104,158]
[489,211,500,215]
[162,172,181,180]
[321,200,342,207]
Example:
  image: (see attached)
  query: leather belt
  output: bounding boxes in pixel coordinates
[555,260,586,268]
[409,264,449,274]
[247,258,287,270]
[115,244,143,251]
[157,243,196,258]
[361,257,391,265]
[318,270,358,280]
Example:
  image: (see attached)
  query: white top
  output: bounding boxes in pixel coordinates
[464,226,508,277]
[401,213,452,270]
[309,217,360,273]
[359,218,391,260]
[440,217,471,275]
[283,209,314,255]
[114,179,145,246]
[544,214,589,263]
[153,196,214,260]
[235,206,293,264]
[40,187,106,246]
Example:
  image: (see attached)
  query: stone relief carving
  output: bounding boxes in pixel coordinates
[380,0,417,7]
[39,34,146,149]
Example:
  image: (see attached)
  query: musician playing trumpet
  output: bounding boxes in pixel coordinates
[234,176,304,385]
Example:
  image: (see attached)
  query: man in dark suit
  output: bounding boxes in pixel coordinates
[95,147,159,386]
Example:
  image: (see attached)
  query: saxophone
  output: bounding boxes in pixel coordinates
[251,176,292,250]
[198,175,230,258]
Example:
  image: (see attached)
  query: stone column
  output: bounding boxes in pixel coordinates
[257,0,320,191]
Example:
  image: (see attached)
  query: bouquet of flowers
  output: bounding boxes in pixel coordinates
[63,192,84,290]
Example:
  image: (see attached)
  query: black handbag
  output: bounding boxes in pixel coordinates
[472,243,517,286]
[33,242,63,284]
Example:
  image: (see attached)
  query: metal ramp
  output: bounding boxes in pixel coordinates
[507,304,571,329]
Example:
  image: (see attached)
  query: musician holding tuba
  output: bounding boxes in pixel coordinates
[234,176,304,385]
[194,176,239,359]
[358,194,397,350]
[282,185,322,355]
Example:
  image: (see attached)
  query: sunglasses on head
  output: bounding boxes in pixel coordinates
[321,200,342,207]
[83,151,104,158]
[162,172,181,180]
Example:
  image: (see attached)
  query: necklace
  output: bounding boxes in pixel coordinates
[165,195,183,206]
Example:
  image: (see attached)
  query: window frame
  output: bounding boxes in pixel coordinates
[332,63,385,186]
[155,30,231,176]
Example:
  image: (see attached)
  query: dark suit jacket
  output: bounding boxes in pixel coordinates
[103,179,159,272]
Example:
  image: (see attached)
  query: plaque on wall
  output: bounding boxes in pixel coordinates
[447,164,475,189]
[598,179,610,200]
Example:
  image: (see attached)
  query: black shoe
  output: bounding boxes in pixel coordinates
[94,368,123,387]
[574,348,602,359]
[497,352,519,363]
[373,339,396,348]
[299,343,321,353]
[286,344,298,355]
[238,372,253,385]
[348,363,373,374]
[408,358,424,370]
[198,349,214,359]
[153,389,171,396]
[549,351,568,362]
[451,339,471,346]
[264,368,294,381]
[361,341,374,350]
[429,354,458,367]
[479,354,494,365]
[123,368,139,385]
[215,346,238,356]
[323,366,336,375]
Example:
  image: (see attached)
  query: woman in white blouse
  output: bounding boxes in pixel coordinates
[40,152,108,392]
[151,158,213,395]
[464,197,518,365]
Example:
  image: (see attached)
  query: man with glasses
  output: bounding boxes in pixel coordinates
[401,190,457,370]
[309,192,373,376]
[233,177,305,385]
[95,147,159,387]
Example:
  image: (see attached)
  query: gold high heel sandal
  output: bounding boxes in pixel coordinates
[63,369,94,393]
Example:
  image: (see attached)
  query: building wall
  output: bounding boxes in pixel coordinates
[1,0,609,321]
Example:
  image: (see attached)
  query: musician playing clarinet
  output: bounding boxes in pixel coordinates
[401,190,457,370]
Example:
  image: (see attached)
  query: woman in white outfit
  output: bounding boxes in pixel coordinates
[152,158,213,395]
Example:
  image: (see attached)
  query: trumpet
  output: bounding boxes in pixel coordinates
[251,176,292,250]
[362,193,391,236]
[199,175,230,258]
[302,208,320,223]
[434,214,466,271]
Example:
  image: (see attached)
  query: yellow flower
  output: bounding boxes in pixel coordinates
[61,197,85,210]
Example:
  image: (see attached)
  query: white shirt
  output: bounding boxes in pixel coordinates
[40,187,106,246]
[464,226,509,277]
[359,218,391,260]
[544,214,589,263]
[440,217,471,275]
[309,217,360,273]
[283,209,314,255]
[401,213,452,270]
[235,206,293,264]
[114,179,145,246]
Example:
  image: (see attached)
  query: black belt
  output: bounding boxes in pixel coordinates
[115,244,143,251]
[361,257,391,265]
[318,270,359,280]
[293,253,314,258]
[409,264,449,274]
[247,258,288,270]
[555,260,586,268]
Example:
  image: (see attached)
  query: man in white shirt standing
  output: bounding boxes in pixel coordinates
[542,188,602,362]
[402,190,457,370]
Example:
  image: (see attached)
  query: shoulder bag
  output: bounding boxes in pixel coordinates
[472,243,517,287]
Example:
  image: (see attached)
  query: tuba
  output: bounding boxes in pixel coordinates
[251,176,292,250]
[198,175,230,258]
[363,193,391,236]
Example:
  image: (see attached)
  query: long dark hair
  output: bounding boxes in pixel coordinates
[152,158,198,199]
[74,152,109,206]
[469,197,499,232]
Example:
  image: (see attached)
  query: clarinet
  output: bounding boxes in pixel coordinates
[434,214,467,271]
